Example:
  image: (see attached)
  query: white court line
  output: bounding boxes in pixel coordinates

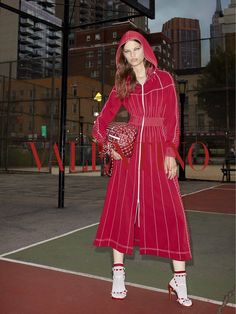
[0,257,235,308]
[186,210,235,216]
[213,188,235,191]
[182,183,225,197]
[0,222,99,258]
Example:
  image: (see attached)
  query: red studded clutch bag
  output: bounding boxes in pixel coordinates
[102,122,138,176]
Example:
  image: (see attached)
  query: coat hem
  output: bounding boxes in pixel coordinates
[93,239,192,261]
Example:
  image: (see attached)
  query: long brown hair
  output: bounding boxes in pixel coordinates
[115,41,152,99]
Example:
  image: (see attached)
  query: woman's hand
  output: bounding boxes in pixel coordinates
[164,156,178,180]
[111,148,122,160]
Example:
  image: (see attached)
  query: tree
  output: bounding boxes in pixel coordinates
[197,49,235,133]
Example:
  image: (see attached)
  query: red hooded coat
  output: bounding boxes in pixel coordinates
[92,31,192,260]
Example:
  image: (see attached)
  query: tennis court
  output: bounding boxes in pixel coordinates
[0,177,235,314]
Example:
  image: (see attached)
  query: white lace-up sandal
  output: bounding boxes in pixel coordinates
[168,271,192,307]
[111,263,127,300]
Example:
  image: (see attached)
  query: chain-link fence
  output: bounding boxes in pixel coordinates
[0,1,235,180]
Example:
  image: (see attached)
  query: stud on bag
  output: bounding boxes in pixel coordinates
[102,122,138,177]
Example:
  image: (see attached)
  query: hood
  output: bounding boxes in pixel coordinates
[115,30,158,68]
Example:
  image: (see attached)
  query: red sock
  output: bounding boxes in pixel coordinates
[113,263,124,267]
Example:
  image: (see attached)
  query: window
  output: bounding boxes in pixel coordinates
[11,91,16,100]
[95,33,101,40]
[29,90,33,99]
[111,48,116,55]
[156,45,161,52]
[86,61,93,68]
[55,88,60,98]
[198,114,205,129]
[91,70,100,78]
[86,35,91,42]
[69,38,74,46]
[112,32,117,39]
[86,51,94,58]
[73,103,77,114]
[184,96,189,110]
[46,89,50,98]
[29,104,33,114]
[184,114,189,131]
[72,84,77,97]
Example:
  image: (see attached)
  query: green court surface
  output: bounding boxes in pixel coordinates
[3,211,235,304]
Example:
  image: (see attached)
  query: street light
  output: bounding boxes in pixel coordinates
[178,79,188,181]
[80,116,84,165]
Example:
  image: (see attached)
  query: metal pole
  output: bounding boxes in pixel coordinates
[49,52,56,173]
[100,44,105,176]
[0,76,5,168]
[4,61,12,171]
[58,0,69,208]
[179,93,186,180]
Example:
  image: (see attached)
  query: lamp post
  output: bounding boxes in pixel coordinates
[94,92,104,176]
[178,80,187,181]
[80,116,84,165]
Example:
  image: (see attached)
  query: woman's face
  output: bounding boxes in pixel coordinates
[123,40,145,67]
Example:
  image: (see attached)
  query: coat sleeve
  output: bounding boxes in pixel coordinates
[163,75,180,158]
[92,87,122,148]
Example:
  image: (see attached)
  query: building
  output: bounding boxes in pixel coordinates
[175,68,227,152]
[0,0,62,79]
[69,22,175,86]
[69,22,144,85]
[162,18,201,70]
[148,32,174,72]
[219,0,236,53]
[210,0,224,56]
[175,68,211,133]
[0,74,112,143]
[55,0,149,47]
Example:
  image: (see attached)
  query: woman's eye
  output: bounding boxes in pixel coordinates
[134,47,140,50]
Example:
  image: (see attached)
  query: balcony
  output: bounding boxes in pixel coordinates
[48,40,61,48]
[19,45,34,54]
[47,31,62,40]
[80,15,90,23]
[38,0,54,7]
[48,47,61,56]
[31,32,43,40]
[31,41,43,49]
[95,10,103,19]
[80,7,89,15]
[18,61,31,71]
[20,27,34,36]
[20,18,34,27]
[20,37,34,45]
[80,1,89,8]
[32,50,44,57]
[33,23,44,31]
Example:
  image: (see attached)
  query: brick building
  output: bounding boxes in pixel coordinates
[69,22,174,85]
[162,18,201,70]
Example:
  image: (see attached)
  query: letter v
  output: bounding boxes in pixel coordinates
[28,142,42,172]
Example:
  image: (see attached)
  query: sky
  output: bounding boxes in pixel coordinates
[148,0,231,38]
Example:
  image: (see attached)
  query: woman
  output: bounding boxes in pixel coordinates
[92,30,192,307]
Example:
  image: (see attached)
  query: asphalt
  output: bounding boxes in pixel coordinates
[0,171,225,255]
